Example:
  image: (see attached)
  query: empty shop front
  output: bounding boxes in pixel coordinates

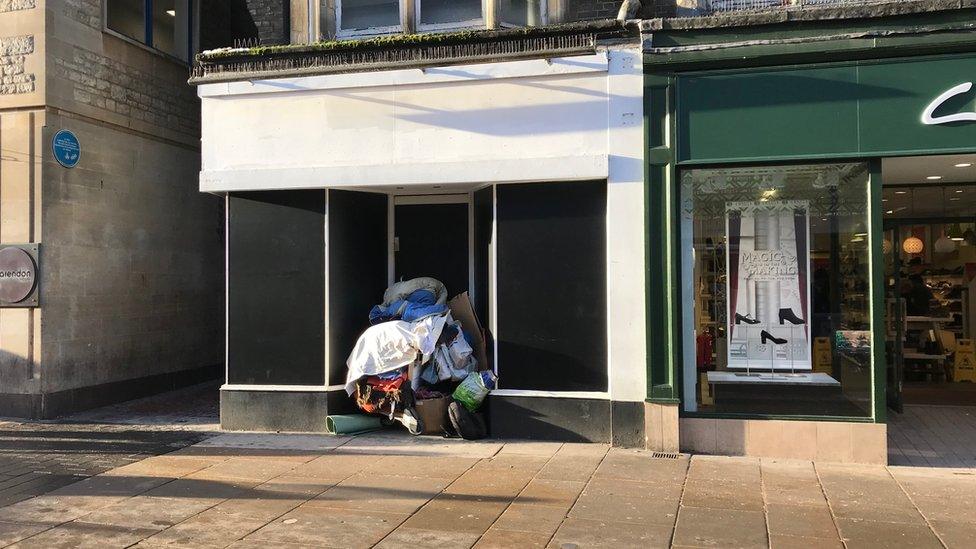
[220,180,631,442]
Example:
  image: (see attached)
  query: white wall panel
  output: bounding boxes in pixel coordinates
[199,53,612,191]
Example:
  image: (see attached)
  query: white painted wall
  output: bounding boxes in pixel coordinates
[200,48,647,403]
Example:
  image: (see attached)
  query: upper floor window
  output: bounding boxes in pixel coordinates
[338,0,401,36]
[105,0,193,62]
[417,0,482,30]
[329,0,546,39]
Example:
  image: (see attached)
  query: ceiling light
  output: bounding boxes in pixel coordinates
[927,176,943,180]
[956,190,965,193]
[166,9,176,16]
[895,191,907,195]
[955,163,972,168]
[882,198,888,202]
[950,198,961,201]
[854,232,868,237]
[949,223,965,241]
[886,210,894,214]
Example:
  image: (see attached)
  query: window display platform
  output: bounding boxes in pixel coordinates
[703,371,866,416]
[706,371,840,387]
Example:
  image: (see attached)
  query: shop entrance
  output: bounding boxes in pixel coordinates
[393,196,470,297]
[883,153,976,465]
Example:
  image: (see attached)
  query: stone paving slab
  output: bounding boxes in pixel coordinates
[1,430,976,547]
[0,382,218,508]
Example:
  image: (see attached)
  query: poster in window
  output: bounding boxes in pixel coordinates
[726,200,811,371]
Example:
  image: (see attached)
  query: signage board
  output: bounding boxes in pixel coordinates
[0,245,38,307]
[52,129,80,168]
[955,339,976,383]
[677,54,976,162]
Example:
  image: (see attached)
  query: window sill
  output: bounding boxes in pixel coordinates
[102,28,190,67]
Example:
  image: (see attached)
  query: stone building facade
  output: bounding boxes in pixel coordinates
[0,1,223,418]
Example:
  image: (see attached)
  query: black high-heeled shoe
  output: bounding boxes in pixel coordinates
[760,330,787,345]
[778,308,805,325]
[735,313,760,325]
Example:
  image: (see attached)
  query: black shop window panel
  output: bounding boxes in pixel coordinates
[228,190,325,386]
[496,181,608,392]
[473,186,493,328]
[327,189,389,386]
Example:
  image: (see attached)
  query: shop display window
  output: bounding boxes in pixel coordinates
[679,163,874,417]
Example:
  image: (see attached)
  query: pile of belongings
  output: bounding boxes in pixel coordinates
[345,277,493,438]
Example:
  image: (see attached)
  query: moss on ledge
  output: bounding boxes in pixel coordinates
[196,19,630,62]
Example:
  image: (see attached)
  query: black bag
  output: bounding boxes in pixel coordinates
[447,400,487,440]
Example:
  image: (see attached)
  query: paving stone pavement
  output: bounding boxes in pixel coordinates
[0,429,973,548]
[888,405,976,468]
[0,383,219,508]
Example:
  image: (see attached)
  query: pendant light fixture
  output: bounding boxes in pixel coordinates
[903,235,924,254]
[948,222,965,241]
[902,189,924,254]
[934,189,958,253]
[935,229,956,253]
[882,239,893,254]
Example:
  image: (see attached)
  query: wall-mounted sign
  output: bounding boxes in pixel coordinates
[0,245,38,307]
[922,82,976,125]
[52,129,80,168]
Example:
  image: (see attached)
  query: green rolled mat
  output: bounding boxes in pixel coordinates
[326,414,383,435]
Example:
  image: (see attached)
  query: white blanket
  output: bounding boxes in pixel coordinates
[344,314,448,395]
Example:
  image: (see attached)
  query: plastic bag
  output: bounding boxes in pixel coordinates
[452,370,497,412]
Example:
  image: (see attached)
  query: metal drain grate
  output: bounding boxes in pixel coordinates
[651,451,682,460]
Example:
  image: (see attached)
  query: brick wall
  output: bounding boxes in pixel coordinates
[568,0,621,20]
[566,0,679,20]
[640,0,678,17]
[246,0,290,45]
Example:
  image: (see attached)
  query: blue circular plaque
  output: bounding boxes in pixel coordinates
[52,129,80,168]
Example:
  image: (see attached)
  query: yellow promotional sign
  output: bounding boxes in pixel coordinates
[954,339,976,383]
[813,337,832,375]
[699,373,713,406]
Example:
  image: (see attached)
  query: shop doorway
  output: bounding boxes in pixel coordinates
[882,153,976,466]
[393,196,470,297]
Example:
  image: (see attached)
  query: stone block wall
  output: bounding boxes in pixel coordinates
[0,0,223,417]
[51,47,199,138]
[39,112,222,401]
[0,35,34,95]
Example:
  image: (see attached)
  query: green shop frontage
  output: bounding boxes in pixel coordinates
[644,17,976,463]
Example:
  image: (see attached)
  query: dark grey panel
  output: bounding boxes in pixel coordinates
[0,364,220,419]
[395,203,469,297]
[328,190,389,386]
[473,187,493,328]
[489,395,611,442]
[221,389,334,432]
[228,191,325,385]
[496,181,608,391]
[611,401,646,449]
